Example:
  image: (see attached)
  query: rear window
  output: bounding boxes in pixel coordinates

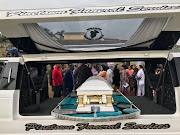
[21,17,169,52]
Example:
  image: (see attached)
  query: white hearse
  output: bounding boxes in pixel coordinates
[1,2,180,135]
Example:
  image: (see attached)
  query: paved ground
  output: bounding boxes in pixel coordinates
[21,98,62,116]
[127,96,174,114]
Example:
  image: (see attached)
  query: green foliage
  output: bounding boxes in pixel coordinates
[173,45,180,50]
[43,28,54,37]
[0,48,6,57]
[0,35,9,43]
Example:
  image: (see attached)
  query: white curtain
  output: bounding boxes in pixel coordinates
[23,23,69,52]
[22,17,169,52]
[125,17,169,47]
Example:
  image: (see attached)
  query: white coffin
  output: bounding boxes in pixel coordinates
[76,76,114,95]
[76,76,114,112]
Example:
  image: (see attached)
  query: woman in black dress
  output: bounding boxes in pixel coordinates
[113,64,120,92]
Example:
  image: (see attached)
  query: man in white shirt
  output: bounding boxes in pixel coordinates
[137,65,145,96]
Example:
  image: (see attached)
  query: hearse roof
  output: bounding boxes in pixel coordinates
[0,3,180,53]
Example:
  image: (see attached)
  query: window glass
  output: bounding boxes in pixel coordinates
[0,62,5,82]
[0,62,19,90]
[39,19,143,45]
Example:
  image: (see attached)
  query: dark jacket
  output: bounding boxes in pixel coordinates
[132,72,137,87]
[76,64,93,88]
[63,69,74,96]
[113,69,120,85]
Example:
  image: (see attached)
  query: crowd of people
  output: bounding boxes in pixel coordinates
[50,62,145,98]
[109,64,145,97]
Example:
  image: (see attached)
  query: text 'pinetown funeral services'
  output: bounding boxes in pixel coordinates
[25,122,170,131]
[6,5,180,17]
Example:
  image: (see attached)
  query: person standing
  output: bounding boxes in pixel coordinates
[76,63,93,88]
[132,68,138,96]
[52,64,63,98]
[95,63,101,73]
[89,63,98,76]
[63,64,75,96]
[121,65,129,95]
[127,65,134,95]
[73,63,78,89]
[107,62,114,71]
[127,65,134,76]
[97,64,108,80]
[61,64,67,77]
[107,66,113,85]
[137,65,145,96]
[113,64,120,91]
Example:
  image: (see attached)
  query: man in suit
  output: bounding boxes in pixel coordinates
[63,64,75,96]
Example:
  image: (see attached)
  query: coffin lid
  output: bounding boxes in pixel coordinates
[76,76,113,91]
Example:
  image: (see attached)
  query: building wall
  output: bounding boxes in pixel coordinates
[64,34,84,40]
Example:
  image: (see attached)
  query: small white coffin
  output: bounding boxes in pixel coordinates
[76,76,114,112]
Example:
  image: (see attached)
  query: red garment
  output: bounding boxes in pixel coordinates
[52,67,63,86]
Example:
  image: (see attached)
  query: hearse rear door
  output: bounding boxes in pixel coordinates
[0,59,21,119]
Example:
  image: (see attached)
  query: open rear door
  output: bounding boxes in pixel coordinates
[0,3,180,53]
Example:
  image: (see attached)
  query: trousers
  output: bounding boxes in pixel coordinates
[52,85,62,98]
[137,84,145,96]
